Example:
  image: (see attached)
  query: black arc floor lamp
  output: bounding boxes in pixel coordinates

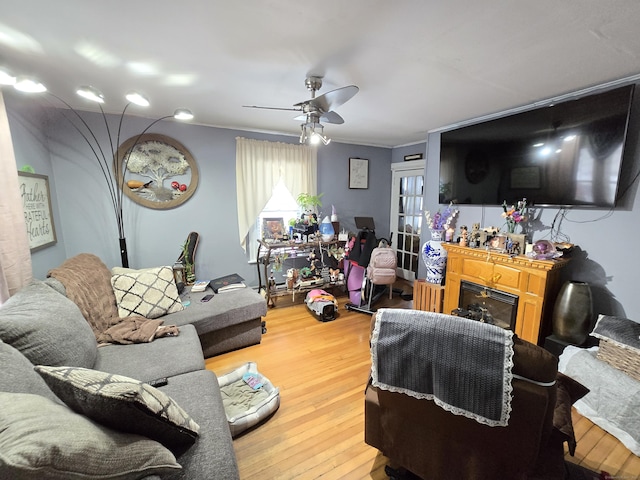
[10,76,193,267]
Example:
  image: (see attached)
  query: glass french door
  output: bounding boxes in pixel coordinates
[390,160,425,281]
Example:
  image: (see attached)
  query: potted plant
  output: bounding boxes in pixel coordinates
[296,193,323,226]
[296,193,323,214]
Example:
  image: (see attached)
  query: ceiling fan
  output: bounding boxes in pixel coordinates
[244,76,359,145]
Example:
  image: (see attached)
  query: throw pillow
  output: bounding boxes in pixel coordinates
[0,392,181,480]
[35,365,200,451]
[0,279,98,368]
[111,266,159,276]
[111,266,184,319]
[0,340,60,402]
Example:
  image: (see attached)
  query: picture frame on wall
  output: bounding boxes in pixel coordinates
[349,157,369,189]
[17,171,57,251]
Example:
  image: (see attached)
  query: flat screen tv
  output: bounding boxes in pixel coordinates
[439,84,635,207]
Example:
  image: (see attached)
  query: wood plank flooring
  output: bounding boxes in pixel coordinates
[205,285,640,479]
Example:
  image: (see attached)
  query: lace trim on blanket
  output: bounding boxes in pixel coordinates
[370,308,514,427]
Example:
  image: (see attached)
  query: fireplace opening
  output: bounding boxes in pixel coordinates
[452,281,519,331]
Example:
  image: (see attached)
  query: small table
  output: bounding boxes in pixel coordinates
[256,238,344,307]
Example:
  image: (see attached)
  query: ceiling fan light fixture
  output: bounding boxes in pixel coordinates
[125,91,150,107]
[14,76,47,93]
[300,123,330,146]
[77,85,105,103]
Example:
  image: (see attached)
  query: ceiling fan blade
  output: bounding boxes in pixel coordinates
[243,105,301,112]
[294,111,344,125]
[294,85,359,112]
[319,111,344,124]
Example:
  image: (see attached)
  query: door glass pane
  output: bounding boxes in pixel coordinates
[391,166,425,281]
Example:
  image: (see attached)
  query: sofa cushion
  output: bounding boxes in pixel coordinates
[94,324,205,382]
[111,266,184,319]
[0,340,59,402]
[47,253,121,338]
[0,392,181,480]
[158,370,240,480]
[0,279,97,368]
[35,365,200,451]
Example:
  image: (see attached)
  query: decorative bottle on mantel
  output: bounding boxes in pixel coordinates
[422,230,448,284]
[552,281,594,345]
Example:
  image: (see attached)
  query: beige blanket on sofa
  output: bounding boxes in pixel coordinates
[48,253,178,344]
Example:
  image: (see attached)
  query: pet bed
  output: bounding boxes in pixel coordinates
[217,362,280,437]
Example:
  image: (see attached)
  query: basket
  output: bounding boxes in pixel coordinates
[597,338,640,382]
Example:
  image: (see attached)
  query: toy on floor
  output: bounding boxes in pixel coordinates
[305,288,338,322]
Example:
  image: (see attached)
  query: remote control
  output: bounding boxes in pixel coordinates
[147,377,168,388]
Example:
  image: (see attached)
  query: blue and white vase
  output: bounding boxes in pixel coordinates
[422,230,448,284]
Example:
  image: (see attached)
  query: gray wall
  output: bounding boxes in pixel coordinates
[6,100,67,278]
[5,92,392,287]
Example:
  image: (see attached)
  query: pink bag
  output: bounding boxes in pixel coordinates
[367,247,396,285]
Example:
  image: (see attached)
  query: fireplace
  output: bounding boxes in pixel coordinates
[453,281,518,331]
[441,244,569,344]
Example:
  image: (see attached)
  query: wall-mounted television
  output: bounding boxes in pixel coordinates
[439,84,635,207]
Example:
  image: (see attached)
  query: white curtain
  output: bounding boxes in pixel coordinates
[0,91,33,303]
[236,137,317,251]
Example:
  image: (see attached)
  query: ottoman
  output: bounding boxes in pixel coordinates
[169,287,268,358]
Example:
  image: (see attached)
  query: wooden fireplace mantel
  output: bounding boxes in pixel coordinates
[442,244,569,345]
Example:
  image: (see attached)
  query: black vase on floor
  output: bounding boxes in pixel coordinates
[552,281,594,345]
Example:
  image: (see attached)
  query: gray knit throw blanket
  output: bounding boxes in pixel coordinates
[371,308,515,427]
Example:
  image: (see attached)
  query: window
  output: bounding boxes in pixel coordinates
[235,137,317,252]
[247,180,298,261]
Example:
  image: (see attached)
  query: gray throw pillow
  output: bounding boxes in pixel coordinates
[35,365,200,451]
[0,392,181,480]
[0,340,59,402]
[0,280,97,368]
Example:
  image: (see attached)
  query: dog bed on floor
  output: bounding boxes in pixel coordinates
[217,362,280,437]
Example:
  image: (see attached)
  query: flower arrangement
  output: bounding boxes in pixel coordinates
[502,198,527,233]
[424,202,459,231]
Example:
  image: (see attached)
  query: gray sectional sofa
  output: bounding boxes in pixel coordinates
[0,254,267,479]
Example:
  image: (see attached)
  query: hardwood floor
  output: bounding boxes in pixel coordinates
[205,283,640,479]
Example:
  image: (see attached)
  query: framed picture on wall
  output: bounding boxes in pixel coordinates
[17,171,57,251]
[349,157,369,189]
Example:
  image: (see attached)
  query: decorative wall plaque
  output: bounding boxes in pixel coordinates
[115,133,199,209]
[17,171,57,251]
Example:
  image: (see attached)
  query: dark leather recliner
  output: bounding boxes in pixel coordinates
[365,310,584,480]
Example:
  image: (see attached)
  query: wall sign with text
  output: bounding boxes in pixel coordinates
[18,171,57,251]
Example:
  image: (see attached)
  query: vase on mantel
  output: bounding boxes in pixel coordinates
[422,229,448,285]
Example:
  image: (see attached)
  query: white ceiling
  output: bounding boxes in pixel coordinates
[2,1,640,148]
